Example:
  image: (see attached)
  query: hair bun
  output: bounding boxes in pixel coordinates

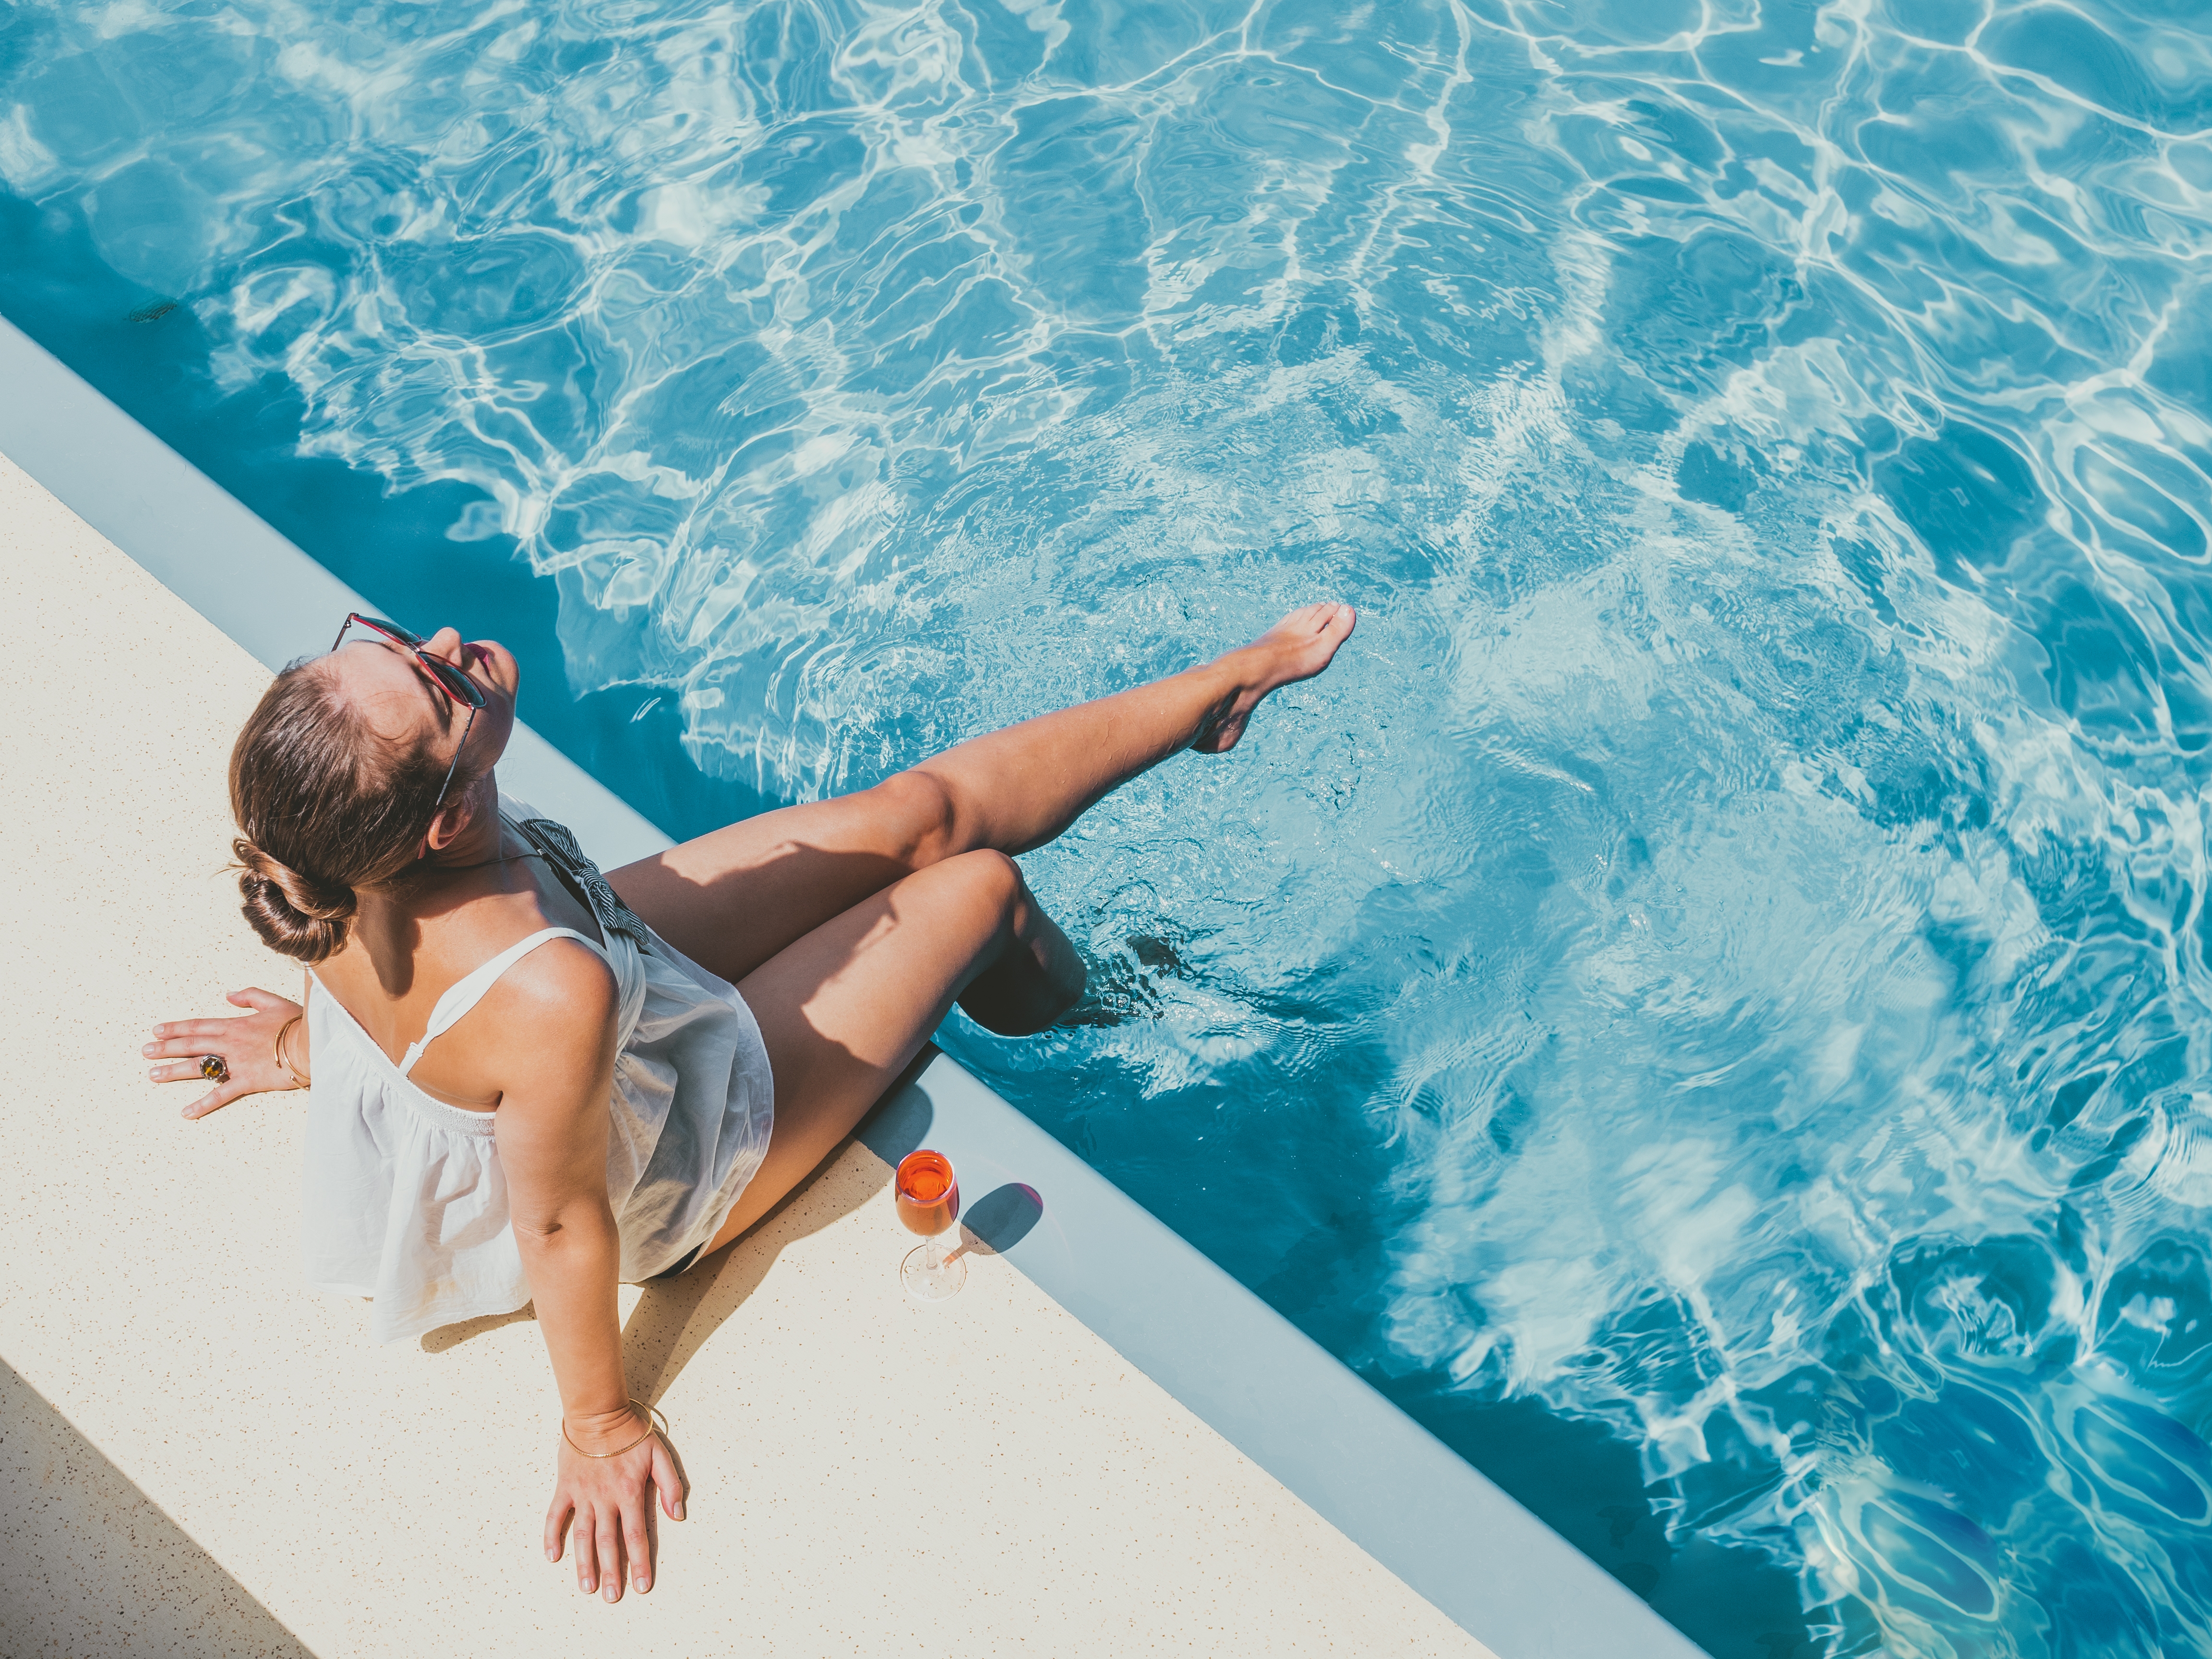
[233,837,356,962]
[229,655,456,964]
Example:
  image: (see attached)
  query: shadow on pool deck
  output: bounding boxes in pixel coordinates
[422,1048,945,1400]
[417,1135,901,1396]
[0,1358,313,1659]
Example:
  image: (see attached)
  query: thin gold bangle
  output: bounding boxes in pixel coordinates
[561,1398,667,1459]
[274,1016,311,1090]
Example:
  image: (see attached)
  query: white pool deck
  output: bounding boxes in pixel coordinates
[0,315,1707,1659]
[0,446,1497,1657]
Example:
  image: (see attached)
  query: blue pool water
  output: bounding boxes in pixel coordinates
[9,2,2212,1653]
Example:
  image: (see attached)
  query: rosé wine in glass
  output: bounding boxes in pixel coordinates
[894,1148,965,1300]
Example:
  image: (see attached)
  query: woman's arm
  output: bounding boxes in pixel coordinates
[483,941,682,1603]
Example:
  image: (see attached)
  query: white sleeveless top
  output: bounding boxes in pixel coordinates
[298,796,776,1344]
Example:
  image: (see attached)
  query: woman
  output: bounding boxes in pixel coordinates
[144,600,1355,1602]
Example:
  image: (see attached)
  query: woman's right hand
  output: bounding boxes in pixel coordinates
[546,1407,685,1601]
[144,987,306,1118]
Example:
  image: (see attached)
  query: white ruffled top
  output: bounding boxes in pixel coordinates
[297,796,775,1344]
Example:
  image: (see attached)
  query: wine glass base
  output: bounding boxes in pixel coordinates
[901,1243,967,1301]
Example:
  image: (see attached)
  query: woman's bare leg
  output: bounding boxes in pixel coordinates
[613,603,1355,986]
[691,848,1082,1258]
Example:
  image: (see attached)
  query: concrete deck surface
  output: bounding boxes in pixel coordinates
[0,447,1490,1657]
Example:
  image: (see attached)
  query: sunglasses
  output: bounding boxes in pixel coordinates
[330,613,488,813]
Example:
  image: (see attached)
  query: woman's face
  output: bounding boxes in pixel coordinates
[325,625,520,797]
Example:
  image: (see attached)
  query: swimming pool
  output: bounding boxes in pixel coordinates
[6,3,2210,1654]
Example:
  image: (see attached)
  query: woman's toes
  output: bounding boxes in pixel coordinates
[1281,602,1355,671]
[1273,602,1334,639]
[1259,601,1352,653]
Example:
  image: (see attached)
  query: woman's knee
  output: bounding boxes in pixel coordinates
[862,769,963,870]
[938,847,1024,917]
[942,850,1084,1035]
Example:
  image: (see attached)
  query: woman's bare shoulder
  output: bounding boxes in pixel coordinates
[471,939,621,1127]
[488,932,618,1024]
[405,940,618,1111]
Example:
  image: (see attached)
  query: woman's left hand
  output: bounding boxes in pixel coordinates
[144,987,304,1118]
[547,1408,685,1600]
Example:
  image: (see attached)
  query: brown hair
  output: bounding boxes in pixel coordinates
[228,659,459,962]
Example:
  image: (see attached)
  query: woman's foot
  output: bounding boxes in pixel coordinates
[1192,602,1358,753]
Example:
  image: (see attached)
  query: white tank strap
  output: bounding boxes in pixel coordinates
[397,927,604,1077]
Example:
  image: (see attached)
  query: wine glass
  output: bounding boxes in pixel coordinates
[895,1148,965,1301]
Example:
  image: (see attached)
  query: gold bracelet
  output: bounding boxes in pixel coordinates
[561,1398,667,1459]
[274,1016,311,1090]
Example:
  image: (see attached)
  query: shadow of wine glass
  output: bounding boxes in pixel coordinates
[956,1182,1044,1256]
